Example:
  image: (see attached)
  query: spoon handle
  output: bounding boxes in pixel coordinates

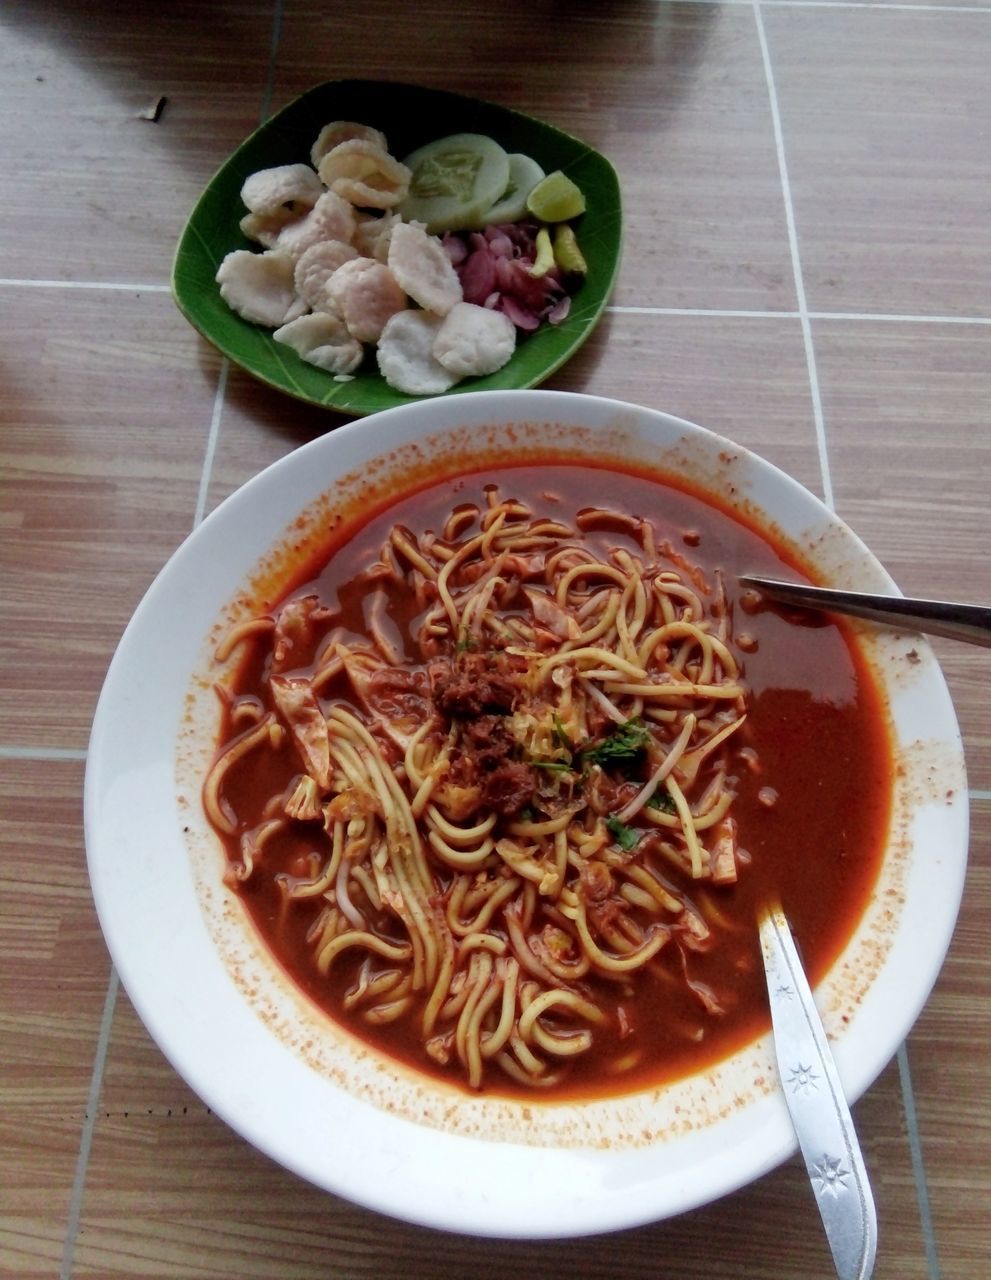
[739,575,991,649]
[760,906,877,1280]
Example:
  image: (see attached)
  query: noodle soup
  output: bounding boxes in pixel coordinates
[203,462,892,1100]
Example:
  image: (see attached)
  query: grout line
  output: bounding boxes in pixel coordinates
[59,970,120,1280]
[754,25,945,1266]
[810,310,991,326]
[897,1043,943,1280]
[971,788,991,801]
[0,745,87,762]
[58,9,286,1277]
[612,305,991,325]
[193,358,231,529]
[753,2,834,509]
[0,278,171,292]
[610,305,801,319]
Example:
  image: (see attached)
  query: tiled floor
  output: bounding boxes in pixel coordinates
[1,1,989,1277]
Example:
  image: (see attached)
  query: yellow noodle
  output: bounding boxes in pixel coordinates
[504,907,562,986]
[481,958,520,1059]
[539,646,648,683]
[495,1048,560,1088]
[443,506,479,542]
[427,829,495,869]
[426,807,497,846]
[618,863,684,914]
[638,621,738,679]
[605,680,746,699]
[676,714,748,786]
[614,574,643,668]
[287,820,346,898]
[666,775,704,879]
[208,482,760,1092]
[573,901,669,973]
[620,883,659,911]
[390,527,437,580]
[447,874,520,938]
[350,862,382,912]
[368,591,402,665]
[364,997,415,1025]
[578,675,629,725]
[421,928,456,1038]
[230,817,284,883]
[459,931,509,956]
[617,713,696,823]
[203,714,276,835]
[404,719,439,793]
[454,952,493,1071]
[328,710,437,986]
[518,987,605,1035]
[463,976,504,1088]
[640,788,734,832]
[214,616,275,662]
[506,811,577,839]
[528,1023,593,1058]
[316,930,412,975]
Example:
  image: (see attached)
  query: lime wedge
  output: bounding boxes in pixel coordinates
[525,171,586,223]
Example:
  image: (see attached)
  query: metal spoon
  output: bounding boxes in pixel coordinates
[739,576,991,649]
[760,905,877,1280]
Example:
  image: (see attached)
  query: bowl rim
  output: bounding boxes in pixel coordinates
[84,389,969,1238]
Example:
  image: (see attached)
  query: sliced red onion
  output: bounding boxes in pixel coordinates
[546,295,572,325]
[441,232,468,266]
[499,295,542,331]
[461,249,499,305]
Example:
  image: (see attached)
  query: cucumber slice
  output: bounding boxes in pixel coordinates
[472,153,546,228]
[399,133,510,234]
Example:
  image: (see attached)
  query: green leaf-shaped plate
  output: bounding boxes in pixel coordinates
[172,80,622,416]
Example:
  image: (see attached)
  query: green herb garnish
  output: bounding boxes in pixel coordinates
[606,813,640,851]
[580,718,651,768]
[552,713,574,753]
[648,787,677,814]
[532,760,572,773]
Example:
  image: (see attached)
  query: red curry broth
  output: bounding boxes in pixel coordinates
[215,463,892,1100]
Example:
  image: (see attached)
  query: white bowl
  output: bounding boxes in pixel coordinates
[85,390,968,1238]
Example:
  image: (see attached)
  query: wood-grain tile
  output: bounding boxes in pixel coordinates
[270,0,797,311]
[554,312,822,493]
[907,799,991,1274]
[813,320,991,787]
[74,992,923,1278]
[0,288,221,749]
[0,758,110,1277]
[8,0,989,1275]
[764,7,991,317]
[205,312,823,518]
[0,0,273,283]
